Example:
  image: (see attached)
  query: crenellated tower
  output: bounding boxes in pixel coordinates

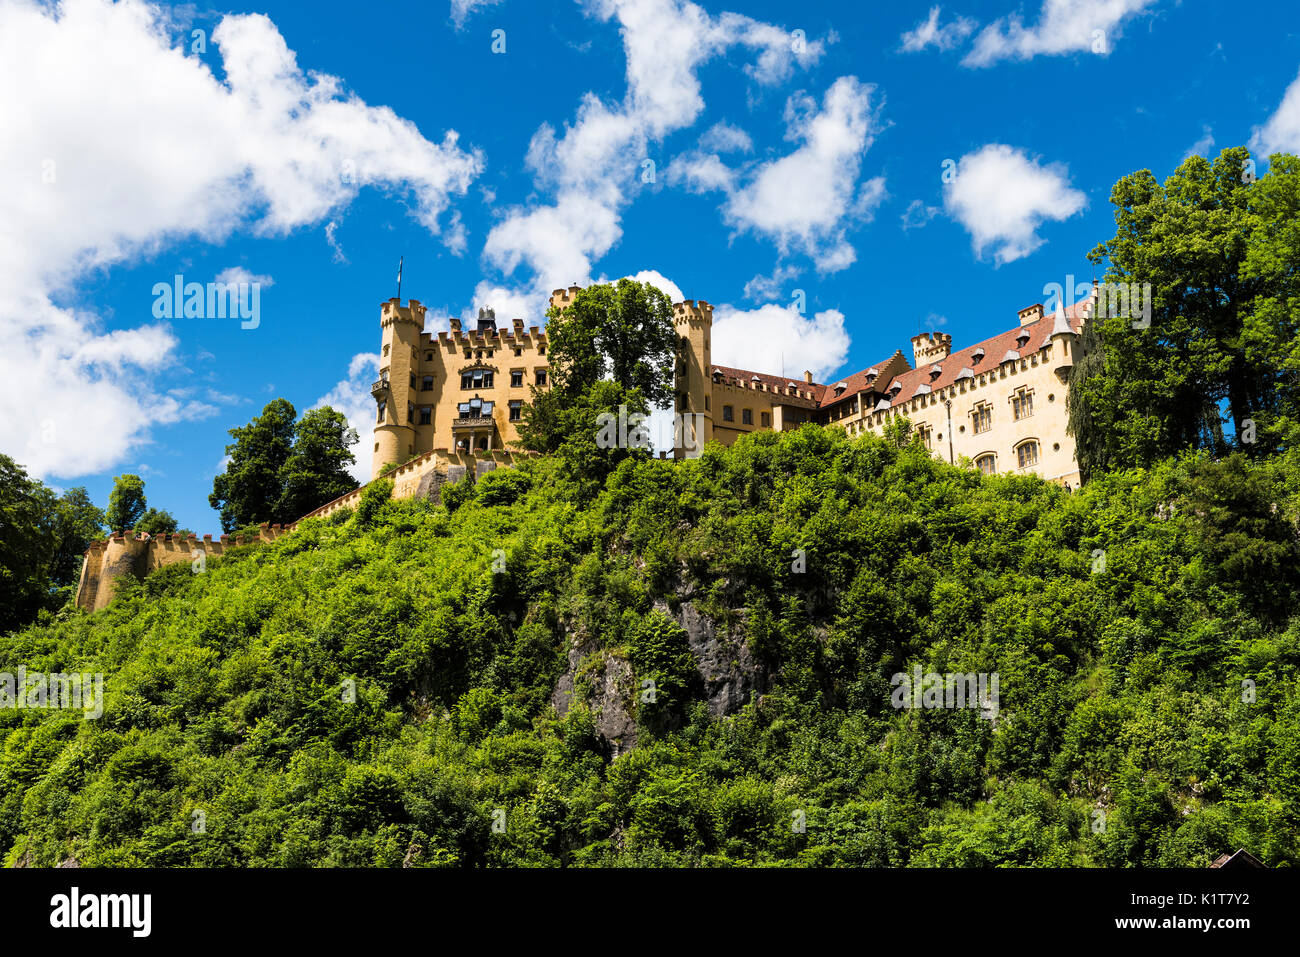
[371,298,426,479]
[674,298,714,457]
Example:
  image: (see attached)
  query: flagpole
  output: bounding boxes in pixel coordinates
[396,256,404,302]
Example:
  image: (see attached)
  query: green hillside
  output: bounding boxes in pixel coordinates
[3,426,1299,867]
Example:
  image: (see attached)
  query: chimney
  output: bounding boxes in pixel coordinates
[803,370,813,384]
[1018,303,1044,326]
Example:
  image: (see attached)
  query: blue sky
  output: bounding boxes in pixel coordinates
[3,0,1299,534]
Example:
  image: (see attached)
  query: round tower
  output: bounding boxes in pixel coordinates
[371,298,426,479]
[674,299,714,458]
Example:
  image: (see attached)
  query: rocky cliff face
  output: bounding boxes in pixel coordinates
[549,597,765,757]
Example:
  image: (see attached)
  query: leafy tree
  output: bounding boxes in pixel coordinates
[517,279,675,461]
[104,474,147,532]
[278,407,360,520]
[136,508,179,536]
[541,279,676,402]
[0,454,58,633]
[49,487,106,587]
[211,400,359,531]
[1070,147,1299,477]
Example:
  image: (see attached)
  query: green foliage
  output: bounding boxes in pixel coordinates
[1071,148,1300,476]
[0,457,105,634]
[2,429,1299,867]
[104,474,147,532]
[211,400,359,532]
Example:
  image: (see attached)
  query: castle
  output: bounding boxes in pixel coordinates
[370,285,1092,488]
[76,283,1091,611]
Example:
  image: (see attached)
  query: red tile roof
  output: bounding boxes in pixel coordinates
[711,364,826,402]
[864,302,1086,413]
[709,298,1089,415]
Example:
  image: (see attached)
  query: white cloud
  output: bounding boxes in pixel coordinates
[450,0,504,29]
[1252,65,1300,157]
[901,198,940,231]
[943,144,1086,265]
[215,266,274,287]
[667,151,736,193]
[699,120,753,153]
[0,0,481,479]
[742,263,801,302]
[314,352,381,484]
[964,0,1156,67]
[723,77,886,273]
[711,302,850,381]
[900,6,975,52]
[1184,125,1215,159]
[482,0,826,302]
[625,269,686,304]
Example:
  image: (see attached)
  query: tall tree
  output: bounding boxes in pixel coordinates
[210,399,297,531]
[0,455,58,633]
[541,279,677,403]
[1069,147,1298,478]
[104,474,147,532]
[517,279,675,457]
[50,487,106,587]
[210,400,359,530]
[278,406,360,520]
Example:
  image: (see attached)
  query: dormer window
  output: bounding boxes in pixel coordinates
[929,365,942,380]
[972,348,986,363]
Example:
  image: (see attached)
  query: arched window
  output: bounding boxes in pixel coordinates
[975,453,996,474]
[1016,440,1039,469]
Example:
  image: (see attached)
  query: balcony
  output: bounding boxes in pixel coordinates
[451,416,495,430]
[370,379,390,398]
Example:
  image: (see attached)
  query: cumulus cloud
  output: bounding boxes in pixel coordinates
[625,269,686,304]
[314,352,381,484]
[942,144,1086,265]
[699,120,753,153]
[667,152,737,194]
[0,0,481,478]
[964,0,1156,67]
[899,6,975,52]
[711,302,850,381]
[481,0,826,305]
[723,77,886,273]
[1252,65,1300,157]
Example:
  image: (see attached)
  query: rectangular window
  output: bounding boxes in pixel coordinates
[723,405,734,422]
[1013,389,1033,420]
[410,373,416,388]
[535,369,547,387]
[514,347,522,357]
[918,425,933,450]
[422,376,434,391]
[418,407,432,425]
[973,404,991,433]
[705,396,710,411]
[742,408,753,425]
[511,370,523,387]
[376,401,386,422]
[509,400,522,421]
[425,352,433,362]
[761,411,770,427]
[460,370,494,390]
[407,403,414,423]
